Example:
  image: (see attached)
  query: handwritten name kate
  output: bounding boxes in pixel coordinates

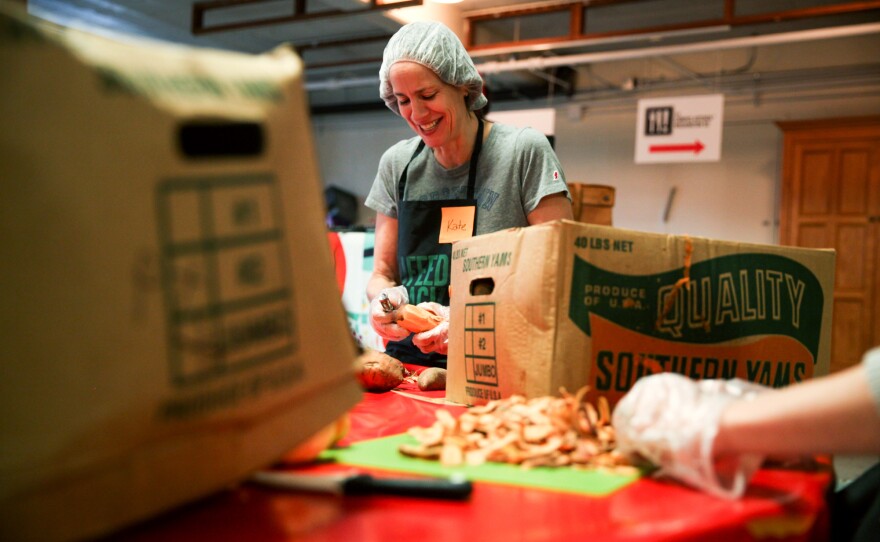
[446,219,468,232]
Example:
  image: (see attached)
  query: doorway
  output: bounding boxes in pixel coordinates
[778,117,880,373]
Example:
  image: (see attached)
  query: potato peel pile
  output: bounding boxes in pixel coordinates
[399,387,637,473]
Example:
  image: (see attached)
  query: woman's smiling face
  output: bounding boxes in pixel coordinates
[389,61,470,151]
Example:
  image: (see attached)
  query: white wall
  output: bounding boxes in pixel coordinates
[553,89,880,244]
[312,112,411,225]
[556,114,780,244]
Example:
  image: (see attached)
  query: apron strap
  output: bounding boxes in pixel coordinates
[397,140,426,201]
[466,118,484,201]
[396,118,485,202]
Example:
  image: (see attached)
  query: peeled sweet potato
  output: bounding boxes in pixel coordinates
[395,304,444,334]
[355,349,406,392]
[417,367,447,391]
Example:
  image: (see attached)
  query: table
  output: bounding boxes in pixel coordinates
[109,375,833,542]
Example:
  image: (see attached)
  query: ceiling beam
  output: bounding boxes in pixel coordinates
[191,0,423,35]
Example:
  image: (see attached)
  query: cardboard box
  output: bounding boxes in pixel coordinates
[447,220,835,406]
[0,7,360,541]
[568,183,615,226]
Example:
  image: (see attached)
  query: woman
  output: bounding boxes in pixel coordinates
[365,21,572,366]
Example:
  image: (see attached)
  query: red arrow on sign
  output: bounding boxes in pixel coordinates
[649,140,705,154]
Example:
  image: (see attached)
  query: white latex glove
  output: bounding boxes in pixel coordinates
[411,302,450,355]
[612,373,767,499]
[369,286,411,342]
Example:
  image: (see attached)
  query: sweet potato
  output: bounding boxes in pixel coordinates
[282,414,350,464]
[417,367,447,391]
[355,349,406,392]
[395,304,444,334]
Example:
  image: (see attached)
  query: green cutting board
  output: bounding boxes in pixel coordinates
[320,433,641,497]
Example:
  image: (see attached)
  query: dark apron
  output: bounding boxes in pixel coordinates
[384,119,484,366]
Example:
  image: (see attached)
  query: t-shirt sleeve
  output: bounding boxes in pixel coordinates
[515,127,571,214]
[364,144,403,219]
[862,346,880,415]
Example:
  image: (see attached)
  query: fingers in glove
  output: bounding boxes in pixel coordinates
[379,285,409,310]
[369,298,410,341]
[370,309,410,341]
[369,286,413,341]
[370,317,411,342]
[412,321,449,355]
[415,301,450,320]
[612,373,763,499]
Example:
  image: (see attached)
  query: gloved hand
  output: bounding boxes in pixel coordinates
[369,286,411,342]
[612,373,767,499]
[411,302,450,355]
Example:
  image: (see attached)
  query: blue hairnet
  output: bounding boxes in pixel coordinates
[379,21,487,116]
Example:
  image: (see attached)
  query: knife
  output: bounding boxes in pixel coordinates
[251,470,473,500]
[379,291,395,313]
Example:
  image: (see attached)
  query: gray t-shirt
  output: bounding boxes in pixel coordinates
[365,123,569,235]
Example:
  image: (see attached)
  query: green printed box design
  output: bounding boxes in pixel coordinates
[156,173,297,386]
[568,253,825,361]
[465,302,498,385]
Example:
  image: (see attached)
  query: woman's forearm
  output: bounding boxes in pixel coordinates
[368,213,400,301]
[715,363,880,456]
[527,192,573,225]
[366,273,398,301]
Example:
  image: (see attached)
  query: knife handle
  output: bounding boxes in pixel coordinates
[343,474,472,500]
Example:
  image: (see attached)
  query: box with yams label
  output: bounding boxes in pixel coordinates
[446,220,835,406]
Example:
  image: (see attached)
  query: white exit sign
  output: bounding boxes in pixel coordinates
[635,94,724,164]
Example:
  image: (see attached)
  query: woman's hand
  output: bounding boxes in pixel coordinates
[612,373,767,499]
[369,285,411,342]
[411,302,450,354]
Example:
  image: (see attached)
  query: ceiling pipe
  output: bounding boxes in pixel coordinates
[467,25,733,58]
[307,75,379,91]
[475,22,880,74]
[305,22,880,91]
[191,0,423,34]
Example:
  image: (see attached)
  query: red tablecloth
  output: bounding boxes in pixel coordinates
[110,379,832,542]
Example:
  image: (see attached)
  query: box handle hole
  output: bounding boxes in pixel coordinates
[469,278,494,296]
[178,121,264,158]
